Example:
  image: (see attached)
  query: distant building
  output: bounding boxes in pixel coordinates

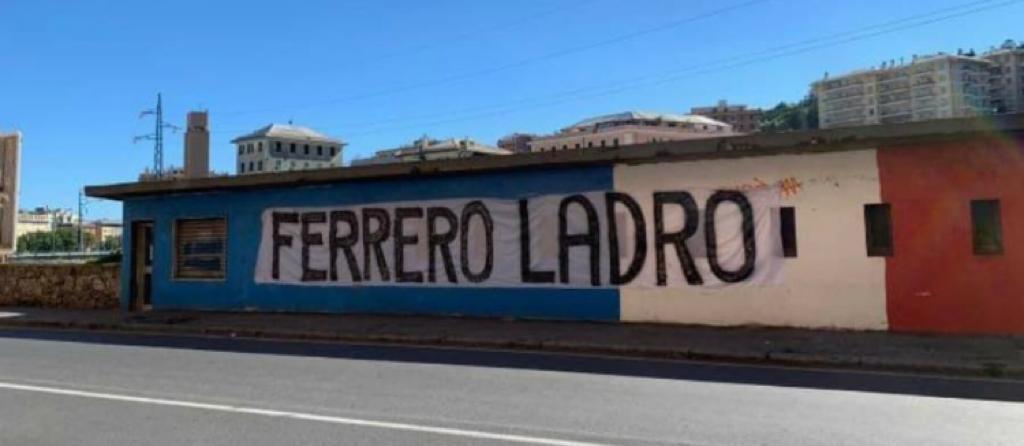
[352,136,510,166]
[139,166,186,182]
[984,40,1024,114]
[814,53,992,129]
[496,133,536,154]
[232,124,344,175]
[87,219,123,243]
[0,132,20,259]
[527,111,733,152]
[14,207,76,241]
[690,100,763,133]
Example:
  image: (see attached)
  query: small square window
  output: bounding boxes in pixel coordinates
[864,204,893,257]
[971,199,1003,255]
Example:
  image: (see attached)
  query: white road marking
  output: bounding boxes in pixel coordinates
[0,381,608,446]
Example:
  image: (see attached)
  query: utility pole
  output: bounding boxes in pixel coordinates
[77,190,84,252]
[135,93,179,178]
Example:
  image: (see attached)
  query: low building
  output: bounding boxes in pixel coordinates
[690,100,763,133]
[527,111,734,152]
[232,124,345,175]
[351,136,510,166]
[87,113,1024,335]
[496,133,536,154]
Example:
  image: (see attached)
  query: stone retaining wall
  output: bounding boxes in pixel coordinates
[0,263,120,309]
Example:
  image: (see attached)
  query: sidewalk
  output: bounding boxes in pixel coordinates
[1,306,1023,379]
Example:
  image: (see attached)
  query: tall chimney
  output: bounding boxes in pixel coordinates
[184,111,209,178]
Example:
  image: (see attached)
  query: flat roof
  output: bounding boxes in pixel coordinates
[86,114,1024,201]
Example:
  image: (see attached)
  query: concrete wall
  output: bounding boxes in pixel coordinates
[122,167,619,320]
[0,263,119,309]
[615,149,888,330]
[880,135,1024,334]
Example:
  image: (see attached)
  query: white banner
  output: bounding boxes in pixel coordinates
[254,188,783,288]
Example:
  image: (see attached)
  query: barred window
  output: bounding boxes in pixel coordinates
[175,218,226,280]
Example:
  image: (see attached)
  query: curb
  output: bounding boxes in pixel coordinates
[0,318,1020,380]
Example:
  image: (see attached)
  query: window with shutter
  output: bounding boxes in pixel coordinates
[175,218,226,280]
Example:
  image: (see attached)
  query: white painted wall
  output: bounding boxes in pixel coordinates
[614,149,887,330]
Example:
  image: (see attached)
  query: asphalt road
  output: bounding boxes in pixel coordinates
[0,329,1022,445]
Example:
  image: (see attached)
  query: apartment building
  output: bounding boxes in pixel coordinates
[985,40,1024,114]
[232,124,344,175]
[690,100,763,133]
[814,53,992,129]
[528,111,733,152]
[351,136,510,166]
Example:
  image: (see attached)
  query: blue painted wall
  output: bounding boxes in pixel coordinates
[121,166,620,321]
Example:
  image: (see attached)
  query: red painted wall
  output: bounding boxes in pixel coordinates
[879,135,1024,334]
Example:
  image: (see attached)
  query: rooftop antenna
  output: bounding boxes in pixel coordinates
[134,93,180,178]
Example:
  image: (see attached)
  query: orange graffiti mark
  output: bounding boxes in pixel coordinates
[735,177,770,191]
[778,176,803,198]
[733,176,802,199]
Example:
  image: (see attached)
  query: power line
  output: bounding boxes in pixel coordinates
[213,0,1014,139]
[215,0,768,118]
[331,0,1022,138]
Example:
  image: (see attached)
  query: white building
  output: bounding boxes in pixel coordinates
[232,124,345,175]
[14,207,77,241]
[351,136,510,166]
[527,111,734,153]
[984,40,1024,114]
[814,53,993,129]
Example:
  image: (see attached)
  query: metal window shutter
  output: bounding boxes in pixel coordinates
[175,218,226,279]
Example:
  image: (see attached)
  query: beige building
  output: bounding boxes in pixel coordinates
[88,219,123,244]
[814,53,993,129]
[14,209,51,241]
[690,100,763,133]
[528,111,733,152]
[0,132,20,259]
[984,40,1024,114]
[233,124,344,175]
[352,136,510,166]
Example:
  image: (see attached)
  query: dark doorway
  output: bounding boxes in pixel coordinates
[130,221,154,311]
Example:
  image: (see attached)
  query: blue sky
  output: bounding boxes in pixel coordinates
[1,0,1021,219]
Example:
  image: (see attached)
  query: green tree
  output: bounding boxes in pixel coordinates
[100,235,122,252]
[17,228,96,253]
[760,94,819,132]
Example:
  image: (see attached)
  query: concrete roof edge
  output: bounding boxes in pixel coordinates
[85,114,1024,201]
